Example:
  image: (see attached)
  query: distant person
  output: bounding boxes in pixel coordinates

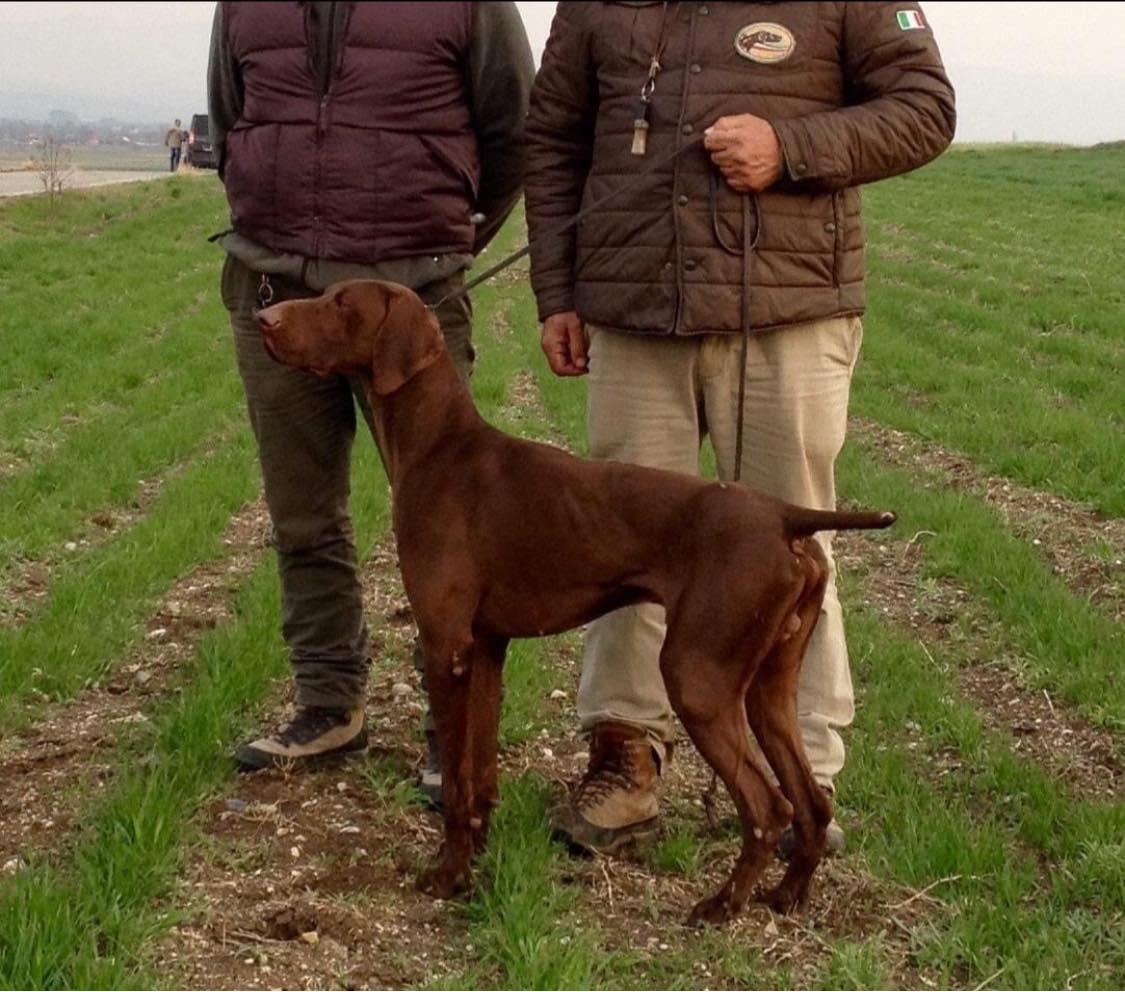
[164,119,184,172]
[208,2,533,799]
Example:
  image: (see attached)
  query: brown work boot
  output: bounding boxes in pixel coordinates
[552,722,662,854]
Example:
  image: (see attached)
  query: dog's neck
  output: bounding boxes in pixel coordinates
[365,350,483,488]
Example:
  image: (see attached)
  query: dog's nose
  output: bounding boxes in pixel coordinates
[257,305,282,331]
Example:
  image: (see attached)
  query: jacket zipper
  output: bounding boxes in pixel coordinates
[312,2,338,257]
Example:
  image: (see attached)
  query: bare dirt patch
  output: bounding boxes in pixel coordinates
[155,535,475,990]
[0,499,271,869]
[851,417,1124,623]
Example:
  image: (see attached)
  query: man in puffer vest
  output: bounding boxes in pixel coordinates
[209,1,534,797]
[526,1,955,855]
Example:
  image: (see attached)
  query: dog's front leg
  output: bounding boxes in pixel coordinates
[416,636,476,899]
[468,635,508,854]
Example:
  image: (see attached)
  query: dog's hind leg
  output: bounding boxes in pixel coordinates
[661,629,793,926]
[746,544,834,913]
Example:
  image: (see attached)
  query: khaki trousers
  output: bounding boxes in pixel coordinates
[577,316,863,788]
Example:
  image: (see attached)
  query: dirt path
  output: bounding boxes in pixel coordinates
[836,531,1123,799]
[850,417,1124,622]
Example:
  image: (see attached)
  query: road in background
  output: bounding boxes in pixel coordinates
[0,170,171,197]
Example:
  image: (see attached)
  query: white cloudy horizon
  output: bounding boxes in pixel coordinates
[1,2,1123,145]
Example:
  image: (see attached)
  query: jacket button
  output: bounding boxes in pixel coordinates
[690,63,702,74]
[684,259,697,271]
[678,194,689,206]
[699,5,709,14]
[795,162,808,174]
[824,221,836,233]
[682,123,694,136]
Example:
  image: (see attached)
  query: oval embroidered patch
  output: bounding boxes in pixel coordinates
[734,22,796,64]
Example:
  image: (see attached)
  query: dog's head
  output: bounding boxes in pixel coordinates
[256,279,445,394]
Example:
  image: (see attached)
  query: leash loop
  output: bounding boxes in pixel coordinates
[257,273,275,310]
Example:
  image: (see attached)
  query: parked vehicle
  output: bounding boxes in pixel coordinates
[185,114,217,169]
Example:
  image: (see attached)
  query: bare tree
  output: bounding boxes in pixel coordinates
[32,137,74,207]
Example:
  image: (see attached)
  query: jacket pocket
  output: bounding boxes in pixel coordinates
[420,134,480,206]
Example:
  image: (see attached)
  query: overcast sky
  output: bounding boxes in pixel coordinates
[2,2,1123,144]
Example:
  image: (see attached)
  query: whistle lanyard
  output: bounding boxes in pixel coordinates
[632,1,673,156]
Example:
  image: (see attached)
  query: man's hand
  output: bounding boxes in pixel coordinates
[540,311,588,377]
[703,114,784,193]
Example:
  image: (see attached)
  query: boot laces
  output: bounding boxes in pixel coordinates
[275,707,344,747]
[575,742,641,811]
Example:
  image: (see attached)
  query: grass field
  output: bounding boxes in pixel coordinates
[0,146,1122,990]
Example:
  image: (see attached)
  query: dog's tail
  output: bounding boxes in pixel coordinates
[783,506,896,538]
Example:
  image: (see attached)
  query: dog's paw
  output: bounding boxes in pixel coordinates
[757,881,807,916]
[686,889,743,927]
[416,861,472,901]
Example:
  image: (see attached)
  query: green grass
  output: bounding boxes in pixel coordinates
[856,144,1125,515]
[0,278,221,465]
[647,826,705,877]
[840,436,1125,728]
[842,602,1125,988]
[0,175,252,719]
[0,441,392,989]
[0,359,244,562]
[0,564,291,989]
[447,776,606,991]
[0,186,226,444]
[0,430,258,726]
[0,142,168,173]
[359,754,430,814]
[2,146,1123,990]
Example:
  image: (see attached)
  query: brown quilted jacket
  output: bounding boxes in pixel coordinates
[525,1,956,334]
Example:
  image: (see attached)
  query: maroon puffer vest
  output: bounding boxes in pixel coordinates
[222,1,479,263]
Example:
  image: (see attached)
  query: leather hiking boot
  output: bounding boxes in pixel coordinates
[552,722,661,854]
[777,787,846,860]
[234,706,367,771]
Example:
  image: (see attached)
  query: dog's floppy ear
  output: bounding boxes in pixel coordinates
[368,285,446,395]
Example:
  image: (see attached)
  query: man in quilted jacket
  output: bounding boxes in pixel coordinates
[525,1,955,854]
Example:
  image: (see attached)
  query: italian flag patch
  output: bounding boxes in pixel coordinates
[896,9,926,30]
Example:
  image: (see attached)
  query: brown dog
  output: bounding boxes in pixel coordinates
[257,279,894,925]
